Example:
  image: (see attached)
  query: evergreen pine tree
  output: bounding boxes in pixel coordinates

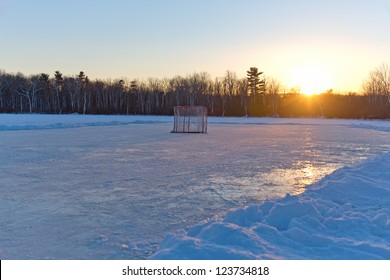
[246,67,265,99]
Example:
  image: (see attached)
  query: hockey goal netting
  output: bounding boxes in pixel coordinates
[171,106,208,133]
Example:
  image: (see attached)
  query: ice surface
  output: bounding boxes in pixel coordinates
[1,114,390,259]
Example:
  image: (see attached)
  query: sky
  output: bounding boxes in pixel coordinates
[0,0,389,93]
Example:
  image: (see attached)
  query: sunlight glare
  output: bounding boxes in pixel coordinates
[292,65,332,95]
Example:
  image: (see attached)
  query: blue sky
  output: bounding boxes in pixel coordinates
[1,0,389,93]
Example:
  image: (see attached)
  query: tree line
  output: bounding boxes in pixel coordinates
[0,64,389,118]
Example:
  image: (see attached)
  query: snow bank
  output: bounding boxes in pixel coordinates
[150,153,390,260]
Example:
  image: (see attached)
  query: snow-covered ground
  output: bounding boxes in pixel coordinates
[0,114,390,259]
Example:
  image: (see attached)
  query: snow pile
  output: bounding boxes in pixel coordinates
[150,153,390,260]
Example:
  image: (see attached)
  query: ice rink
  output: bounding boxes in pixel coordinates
[1,115,390,259]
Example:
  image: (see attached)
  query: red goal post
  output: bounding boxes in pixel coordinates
[171,106,208,133]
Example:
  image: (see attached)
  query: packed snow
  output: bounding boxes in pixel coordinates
[1,114,390,259]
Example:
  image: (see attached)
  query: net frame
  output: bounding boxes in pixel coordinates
[171,106,208,133]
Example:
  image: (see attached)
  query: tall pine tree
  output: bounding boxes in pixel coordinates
[246,67,265,99]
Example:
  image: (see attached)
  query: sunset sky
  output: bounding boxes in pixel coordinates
[0,0,389,94]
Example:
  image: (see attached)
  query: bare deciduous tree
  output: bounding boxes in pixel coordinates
[266,77,282,117]
[362,63,390,104]
[16,75,42,113]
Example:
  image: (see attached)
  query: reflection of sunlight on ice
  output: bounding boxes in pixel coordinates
[261,161,340,197]
[284,161,330,195]
[208,161,341,204]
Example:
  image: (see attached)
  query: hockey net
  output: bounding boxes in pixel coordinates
[171,106,208,133]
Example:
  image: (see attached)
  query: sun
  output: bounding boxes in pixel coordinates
[292,65,332,95]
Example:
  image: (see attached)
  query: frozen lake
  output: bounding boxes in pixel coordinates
[1,115,390,259]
